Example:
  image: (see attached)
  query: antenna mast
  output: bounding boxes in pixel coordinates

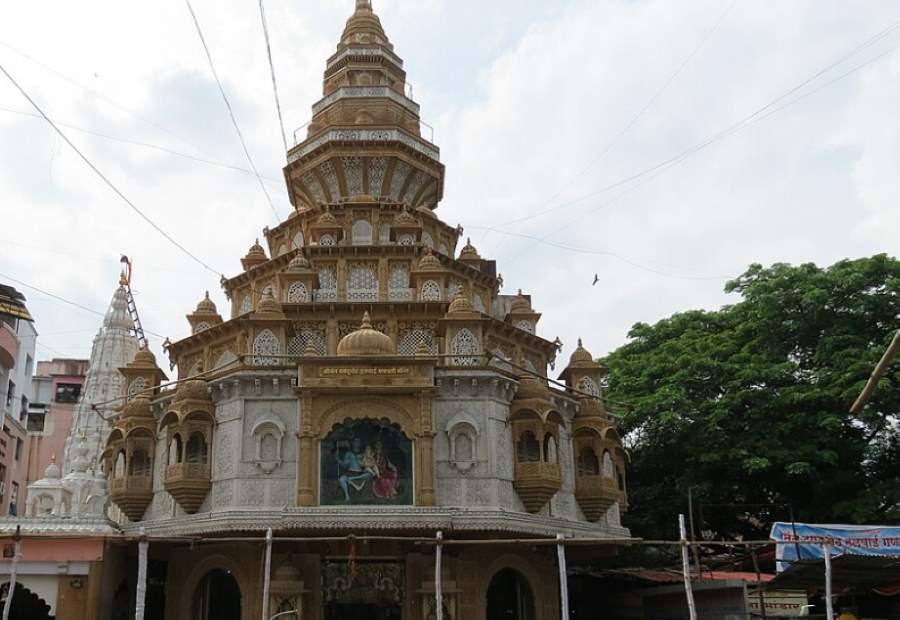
[119,256,148,349]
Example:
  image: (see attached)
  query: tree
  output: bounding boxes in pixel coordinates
[603,255,900,542]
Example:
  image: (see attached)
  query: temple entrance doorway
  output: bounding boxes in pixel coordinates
[323,561,404,620]
[486,568,535,620]
[0,582,53,620]
[191,568,241,620]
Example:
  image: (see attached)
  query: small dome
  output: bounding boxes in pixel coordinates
[245,239,267,261]
[132,347,157,368]
[43,455,61,480]
[256,288,282,315]
[122,395,153,419]
[510,290,531,313]
[195,291,217,315]
[416,248,443,272]
[458,238,481,262]
[447,291,477,317]
[286,254,313,273]
[515,373,553,401]
[569,338,594,364]
[174,378,210,403]
[273,562,302,582]
[337,312,395,356]
[393,209,420,227]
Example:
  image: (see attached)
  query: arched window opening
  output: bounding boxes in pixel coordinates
[450,329,479,366]
[602,450,615,479]
[186,432,209,465]
[516,432,540,463]
[543,434,558,464]
[420,280,441,301]
[168,434,183,465]
[286,281,309,303]
[379,223,391,244]
[261,433,278,461]
[0,582,53,620]
[578,447,600,475]
[129,448,151,477]
[421,231,434,249]
[486,569,535,620]
[351,219,372,245]
[348,264,379,301]
[579,376,601,397]
[114,450,126,478]
[192,569,241,620]
[253,329,281,366]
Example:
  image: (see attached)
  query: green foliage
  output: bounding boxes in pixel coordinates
[603,255,900,541]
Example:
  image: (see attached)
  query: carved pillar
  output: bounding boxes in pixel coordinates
[379,258,389,301]
[297,432,317,506]
[326,319,339,354]
[416,432,436,506]
[337,259,347,299]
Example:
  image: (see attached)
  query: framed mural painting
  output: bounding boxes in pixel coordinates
[321,418,413,505]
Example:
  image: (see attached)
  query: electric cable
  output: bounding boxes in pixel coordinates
[0,104,287,188]
[184,0,282,222]
[258,0,289,153]
[0,62,224,278]
[486,16,900,241]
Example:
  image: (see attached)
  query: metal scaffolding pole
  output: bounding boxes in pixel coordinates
[679,515,698,620]
[824,544,835,620]
[557,534,570,620]
[435,531,444,620]
[1,528,21,620]
[135,528,149,620]
[262,528,273,620]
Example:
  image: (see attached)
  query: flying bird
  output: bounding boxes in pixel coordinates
[592,274,599,286]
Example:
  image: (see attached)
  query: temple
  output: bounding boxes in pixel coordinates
[2,3,629,618]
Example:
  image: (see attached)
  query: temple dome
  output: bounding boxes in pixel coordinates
[458,238,481,262]
[174,378,210,403]
[43,456,61,480]
[447,291,477,318]
[132,347,157,368]
[337,312,395,356]
[195,291,217,315]
[122,395,153,419]
[256,288,282,315]
[286,254,313,273]
[416,249,443,272]
[569,338,594,364]
[245,239,267,261]
[510,291,531,313]
[314,211,340,227]
[393,209,420,227]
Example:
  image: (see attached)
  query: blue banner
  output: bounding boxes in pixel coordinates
[770,522,900,572]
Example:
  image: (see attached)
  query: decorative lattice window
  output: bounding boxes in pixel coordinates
[128,377,147,397]
[287,327,327,356]
[343,157,363,195]
[238,295,253,315]
[516,319,534,334]
[398,329,436,355]
[421,231,434,249]
[193,321,211,334]
[291,231,304,249]
[397,233,415,246]
[253,329,281,366]
[348,264,379,301]
[316,266,337,302]
[420,280,441,301]
[352,219,372,245]
[388,264,410,301]
[369,157,388,196]
[379,223,391,244]
[579,376,600,397]
[472,295,486,314]
[318,233,336,247]
[286,281,310,303]
[438,243,449,256]
[450,329,479,366]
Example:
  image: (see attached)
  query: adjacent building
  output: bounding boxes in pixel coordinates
[0,283,37,518]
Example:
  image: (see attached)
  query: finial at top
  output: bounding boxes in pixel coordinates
[578,338,583,347]
[360,311,373,329]
[356,0,372,11]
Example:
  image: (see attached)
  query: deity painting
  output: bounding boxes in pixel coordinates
[321,419,413,505]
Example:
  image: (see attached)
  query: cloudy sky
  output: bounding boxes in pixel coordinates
[0,0,897,371]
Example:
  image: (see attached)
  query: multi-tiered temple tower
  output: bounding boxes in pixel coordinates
[98,2,631,618]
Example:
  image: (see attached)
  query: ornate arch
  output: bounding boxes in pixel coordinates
[478,554,547,620]
[317,397,418,438]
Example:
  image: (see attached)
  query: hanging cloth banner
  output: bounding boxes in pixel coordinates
[770,522,900,572]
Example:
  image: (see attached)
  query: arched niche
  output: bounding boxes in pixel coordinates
[181,554,252,620]
[481,560,539,620]
[0,582,53,620]
[252,416,286,473]
[445,412,481,472]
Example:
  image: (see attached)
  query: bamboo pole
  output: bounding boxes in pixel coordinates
[823,544,834,620]
[851,329,900,414]
[557,534,570,620]
[135,528,148,620]
[435,531,443,620]
[680,515,698,620]
[262,528,273,620]
[1,527,21,620]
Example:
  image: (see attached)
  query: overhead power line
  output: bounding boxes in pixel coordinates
[498,19,900,261]
[490,16,900,246]
[0,63,224,277]
[0,105,288,189]
[258,0,289,153]
[184,0,282,222]
[0,271,167,340]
